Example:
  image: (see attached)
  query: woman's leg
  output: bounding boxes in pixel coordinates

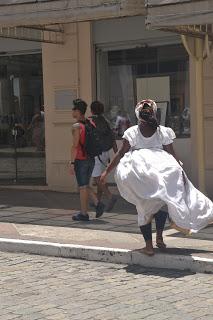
[139,222,154,256]
[94,176,104,201]
[95,176,117,211]
[154,210,168,249]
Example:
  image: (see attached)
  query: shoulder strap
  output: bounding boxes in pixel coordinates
[97,154,107,167]
[86,117,96,128]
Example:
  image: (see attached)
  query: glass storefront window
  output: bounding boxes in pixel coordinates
[0,53,45,183]
[97,44,190,138]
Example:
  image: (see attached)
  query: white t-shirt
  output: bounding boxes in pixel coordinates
[122,125,176,150]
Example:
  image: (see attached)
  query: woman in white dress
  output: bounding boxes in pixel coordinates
[100,99,213,256]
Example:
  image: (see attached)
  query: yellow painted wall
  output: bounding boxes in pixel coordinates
[42,22,93,192]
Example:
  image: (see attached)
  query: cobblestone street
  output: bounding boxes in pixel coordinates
[0,252,212,320]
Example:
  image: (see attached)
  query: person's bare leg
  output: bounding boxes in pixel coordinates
[99,178,112,199]
[94,177,104,201]
[95,176,117,212]
[79,186,89,215]
[92,176,112,201]
[89,187,98,206]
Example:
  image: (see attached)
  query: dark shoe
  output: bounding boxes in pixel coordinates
[95,202,105,218]
[105,195,117,212]
[72,212,89,221]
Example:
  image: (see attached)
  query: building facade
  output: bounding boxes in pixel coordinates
[0,1,213,197]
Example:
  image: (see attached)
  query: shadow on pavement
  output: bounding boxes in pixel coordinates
[0,189,141,234]
[0,189,135,212]
[0,189,211,242]
[133,247,213,256]
[124,264,196,278]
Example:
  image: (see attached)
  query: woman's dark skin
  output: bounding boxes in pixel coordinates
[100,120,182,255]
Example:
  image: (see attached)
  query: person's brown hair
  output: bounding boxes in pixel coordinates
[73,99,87,115]
[90,101,104,115]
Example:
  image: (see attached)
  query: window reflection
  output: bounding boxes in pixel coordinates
[97,45,190,138]
[0,54,44,150]
[0,53,45,182]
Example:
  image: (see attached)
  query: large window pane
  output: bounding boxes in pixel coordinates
[0,53,45,183]
[97,44,190,138]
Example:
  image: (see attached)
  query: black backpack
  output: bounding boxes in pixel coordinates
[93,115,114,152]
[81,116,114,158]
[83,118,102,158]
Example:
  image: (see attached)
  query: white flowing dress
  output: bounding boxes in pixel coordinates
[115,125,213,234]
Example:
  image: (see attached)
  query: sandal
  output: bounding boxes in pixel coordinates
[156,236,167,249]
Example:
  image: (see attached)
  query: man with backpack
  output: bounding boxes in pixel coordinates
[70,99,105,221]
[89,101,118,212]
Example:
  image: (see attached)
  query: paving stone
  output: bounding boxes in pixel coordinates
[0,252,212,319]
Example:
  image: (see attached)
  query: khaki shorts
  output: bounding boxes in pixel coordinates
[92,151,110,178]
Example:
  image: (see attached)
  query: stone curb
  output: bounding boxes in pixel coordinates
[0,238,212,274]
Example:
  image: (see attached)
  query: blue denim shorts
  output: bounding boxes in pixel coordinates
[74,158,95,187]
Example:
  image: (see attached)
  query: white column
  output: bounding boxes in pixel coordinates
[183,36,206,193]
[194,38,205,192]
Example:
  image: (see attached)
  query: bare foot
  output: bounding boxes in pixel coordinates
[140,247,155,256]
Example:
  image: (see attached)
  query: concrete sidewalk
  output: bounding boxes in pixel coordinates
[0,188,213,273]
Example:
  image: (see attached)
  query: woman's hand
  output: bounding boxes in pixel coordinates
[100,139,130,181]
[100,171,107,185]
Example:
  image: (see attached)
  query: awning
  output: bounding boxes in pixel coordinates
[146,0,213,27]
[0,1,145,44]
[146,0,213,39]
[0,0,146,27]
[0,0,48,4]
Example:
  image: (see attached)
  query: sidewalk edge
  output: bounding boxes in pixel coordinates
[0,238,212,274]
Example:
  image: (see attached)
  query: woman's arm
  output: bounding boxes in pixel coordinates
[71,126,80,162]
[69,126,80,175]
[112,140,118,154]
[100,139,130,183]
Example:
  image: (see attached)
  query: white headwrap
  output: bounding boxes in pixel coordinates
[135,99,157,120]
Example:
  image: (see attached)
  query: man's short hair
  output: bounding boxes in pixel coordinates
[72,99,87,115]
[90,101,104,115]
